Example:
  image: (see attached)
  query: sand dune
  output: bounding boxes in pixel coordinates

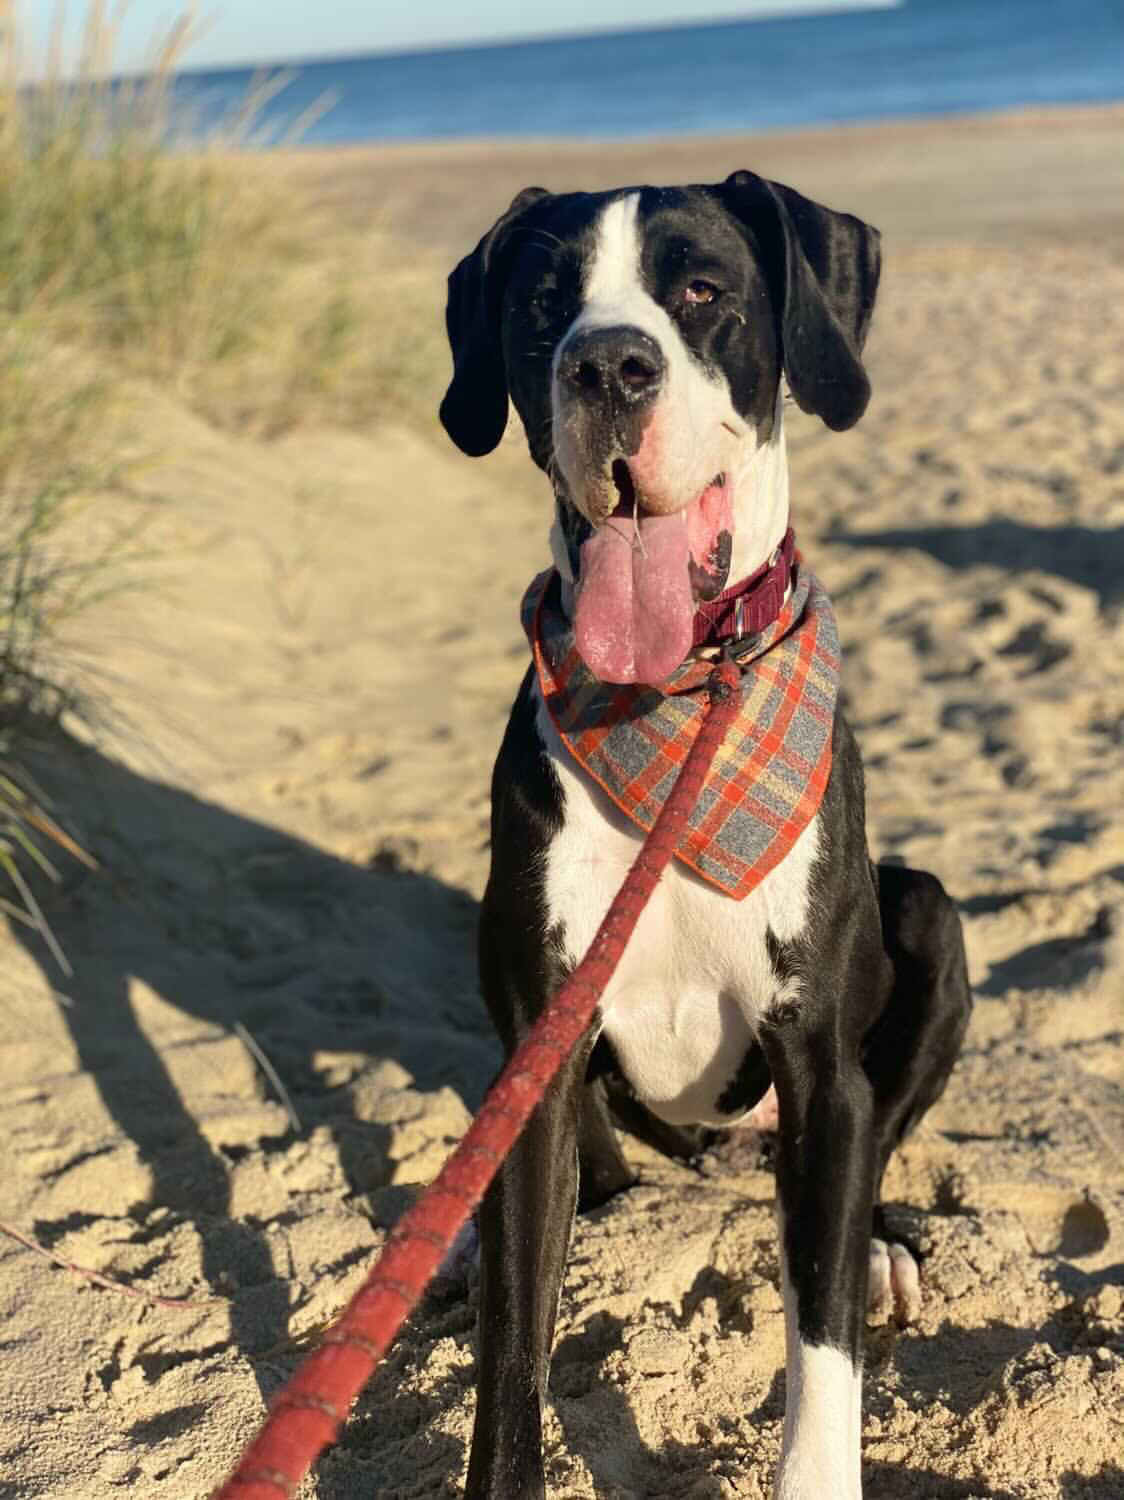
[0,106,1121,1498]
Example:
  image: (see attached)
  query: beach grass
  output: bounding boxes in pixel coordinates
[0,1,392,955]
[3,4,368,416]
[0,1,458,956]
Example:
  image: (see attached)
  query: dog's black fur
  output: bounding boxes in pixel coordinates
[439,172,972,1500]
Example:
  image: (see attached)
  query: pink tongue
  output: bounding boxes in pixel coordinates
[575,511,694,685]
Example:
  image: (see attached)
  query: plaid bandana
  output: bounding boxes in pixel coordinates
[521,559,840,899]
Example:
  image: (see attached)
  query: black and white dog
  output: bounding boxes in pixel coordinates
[438,172,971,1500]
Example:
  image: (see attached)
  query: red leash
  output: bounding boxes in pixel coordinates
[213,658,743,1500]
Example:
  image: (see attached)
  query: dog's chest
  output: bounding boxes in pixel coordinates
[535,694,819,1128]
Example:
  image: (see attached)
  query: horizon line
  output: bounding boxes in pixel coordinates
[114,2,906,83]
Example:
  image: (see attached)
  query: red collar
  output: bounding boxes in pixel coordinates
[691,527,796,649]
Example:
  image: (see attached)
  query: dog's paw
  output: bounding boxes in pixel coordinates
[868,1235,921,1326]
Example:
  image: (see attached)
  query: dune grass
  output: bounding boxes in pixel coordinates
[0,309,137,966]
[0,2,459,963]
[0,2,393,960]
[3,4,368,416]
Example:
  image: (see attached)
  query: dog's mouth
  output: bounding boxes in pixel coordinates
[609,458,637,517]
[573,460,733,686]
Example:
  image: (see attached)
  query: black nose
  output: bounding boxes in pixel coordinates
[558,325,665,404]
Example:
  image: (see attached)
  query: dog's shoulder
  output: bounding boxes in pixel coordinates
[488,665,563,850]
[816,706,872,867]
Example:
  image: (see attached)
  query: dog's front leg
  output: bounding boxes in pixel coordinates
[465,1038,590,1500]
[761,1017,876,1500]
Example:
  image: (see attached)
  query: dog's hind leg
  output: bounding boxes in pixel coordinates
[863,863,973,1322]
[577,1076,637,1210]
[602,1080,715,1165]
[577,1038,711,1208]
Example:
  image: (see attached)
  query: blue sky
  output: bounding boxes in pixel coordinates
[27,1,899,73]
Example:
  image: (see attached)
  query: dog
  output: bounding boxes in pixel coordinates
[438,172,972,1500]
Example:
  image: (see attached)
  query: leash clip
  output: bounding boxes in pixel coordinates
[721,630,759,667]
[724,590,761,662]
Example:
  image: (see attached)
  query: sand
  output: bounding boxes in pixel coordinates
[0,105,1121,1498]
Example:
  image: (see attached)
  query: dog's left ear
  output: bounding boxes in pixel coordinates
[439,186,550,457]
[718,169,881,431]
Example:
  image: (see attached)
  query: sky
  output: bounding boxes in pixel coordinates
[26,1,900,74]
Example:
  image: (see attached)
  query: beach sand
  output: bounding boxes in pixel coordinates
[0,105,1121,1498]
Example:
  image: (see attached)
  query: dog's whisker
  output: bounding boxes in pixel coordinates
[510,226,565,251]
[631,506,648,559]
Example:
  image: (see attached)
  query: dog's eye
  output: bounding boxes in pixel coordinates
[684,279,720,305]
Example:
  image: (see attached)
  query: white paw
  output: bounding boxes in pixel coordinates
[776,1467,862,1500]
[775,1340,862,1500]
[868,1237,892,1315]
[868,1235,921,1325]
[887,1240,921,1323]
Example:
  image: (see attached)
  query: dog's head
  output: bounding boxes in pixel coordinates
[439,172,880,684]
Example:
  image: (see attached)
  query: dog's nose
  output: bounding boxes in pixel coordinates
[558,325,665,404]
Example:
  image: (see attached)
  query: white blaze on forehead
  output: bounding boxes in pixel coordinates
[553,191,675,372]
[553,189,738,510]
[562,191,688,362]
[583,192,645,307]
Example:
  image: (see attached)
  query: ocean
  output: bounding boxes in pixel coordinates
[174,0,1123,146]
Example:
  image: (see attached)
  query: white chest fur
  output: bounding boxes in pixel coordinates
[535,690,819,1127]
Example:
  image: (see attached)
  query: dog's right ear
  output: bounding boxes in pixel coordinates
[718,170,881,432]
[439,186,550,457]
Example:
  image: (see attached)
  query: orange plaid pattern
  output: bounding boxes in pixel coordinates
[522,560,840,899]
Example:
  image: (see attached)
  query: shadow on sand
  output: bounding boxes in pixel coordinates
[827,519,1124,613]
[6,721,494,1387]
